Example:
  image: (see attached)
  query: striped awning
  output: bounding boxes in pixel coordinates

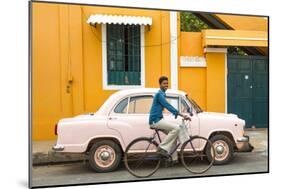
[87,14,152,26]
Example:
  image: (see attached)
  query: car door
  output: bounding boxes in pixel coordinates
[180,96,200,149]
[162,95,180,124]
[107,94,155,148]
[163,95,200,149]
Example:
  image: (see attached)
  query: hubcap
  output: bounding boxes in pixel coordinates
[212,140,229,161]
[94,145,116,168]
[216,145,225,154]
[100,151,110,161]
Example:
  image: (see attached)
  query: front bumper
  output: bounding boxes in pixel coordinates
[236,135,254,152]
[52,144,65,152]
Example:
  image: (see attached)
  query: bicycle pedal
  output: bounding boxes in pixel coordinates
[163,160,170,168]
[163,158,174,168]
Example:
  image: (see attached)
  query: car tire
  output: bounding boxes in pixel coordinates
[88,140,122,172]
[206,135,234,165]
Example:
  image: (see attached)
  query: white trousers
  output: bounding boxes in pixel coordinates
[150,119,180,161]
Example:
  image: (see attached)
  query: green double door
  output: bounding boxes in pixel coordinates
[227,55,268,128]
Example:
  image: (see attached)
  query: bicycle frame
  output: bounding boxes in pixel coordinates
[150,119,196,157]
[124,119,215,177]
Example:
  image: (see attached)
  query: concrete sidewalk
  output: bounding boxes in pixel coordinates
[32,141,85,165]
[32,128,268,165]
[245,128,268,152]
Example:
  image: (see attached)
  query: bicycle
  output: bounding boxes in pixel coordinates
[124,118,215,178]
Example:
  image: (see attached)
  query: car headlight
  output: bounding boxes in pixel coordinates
[240,129,245,136]
[239,120,245,129]
[240,119,246,135]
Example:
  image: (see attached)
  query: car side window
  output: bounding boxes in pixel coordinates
[128,95,153,114]
[114,97,129,113]
[180,98,191,113]
[163,96,179,114]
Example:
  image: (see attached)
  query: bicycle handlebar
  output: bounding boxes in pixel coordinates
[182,117,191,122]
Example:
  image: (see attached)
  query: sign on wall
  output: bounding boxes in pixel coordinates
[180,56,207,67]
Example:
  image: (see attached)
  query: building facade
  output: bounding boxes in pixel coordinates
[32,2,268,140]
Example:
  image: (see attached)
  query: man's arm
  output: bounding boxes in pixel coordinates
[158,93,190,120]
[157,93,179,118]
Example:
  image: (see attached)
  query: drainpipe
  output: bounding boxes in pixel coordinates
[170,11,178,90]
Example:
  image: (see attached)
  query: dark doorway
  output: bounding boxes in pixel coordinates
[227,55,268,128]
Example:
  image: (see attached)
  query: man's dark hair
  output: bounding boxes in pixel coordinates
[159,76,168,84]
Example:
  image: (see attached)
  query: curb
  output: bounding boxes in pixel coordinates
[33,151,86,165]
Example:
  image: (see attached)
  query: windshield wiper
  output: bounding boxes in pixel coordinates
[185,95,203,113]
[190,98,203,113]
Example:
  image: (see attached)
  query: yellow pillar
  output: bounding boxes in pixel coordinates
[205,48,227,113]
[32,3,64,140]
[68,5,85,115]
[58,5,73,117]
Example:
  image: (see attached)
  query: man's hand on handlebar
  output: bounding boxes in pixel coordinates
[183,115,191,121]
[178,113,191,121]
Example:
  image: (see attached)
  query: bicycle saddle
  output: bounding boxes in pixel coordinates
[150,127,164,132]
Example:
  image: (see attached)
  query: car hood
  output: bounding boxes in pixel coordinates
[201,112,238,118]
[199,112,245,130]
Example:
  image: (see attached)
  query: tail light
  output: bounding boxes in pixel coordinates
[55,124,58,135]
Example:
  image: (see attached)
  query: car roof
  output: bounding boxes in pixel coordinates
[95,88,187,115]
[112,88,186,97]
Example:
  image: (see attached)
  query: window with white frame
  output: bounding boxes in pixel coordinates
[102,24,145,89]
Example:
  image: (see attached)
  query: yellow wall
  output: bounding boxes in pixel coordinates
[179,68,207,110]
[33,3,230,141]
[215,14,268,31]
[206,52,226,112]
[32,3,69,141]
[178,32,226,112]
[179,32,207,110]
[180,32,204,56]
[32,2,172,140]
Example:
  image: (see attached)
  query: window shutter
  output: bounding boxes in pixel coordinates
[107,24,141,85]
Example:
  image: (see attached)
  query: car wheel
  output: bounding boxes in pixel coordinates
[88,140,122,172]
[206,135,234,165]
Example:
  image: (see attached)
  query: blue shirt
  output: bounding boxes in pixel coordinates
[149,89,179,125]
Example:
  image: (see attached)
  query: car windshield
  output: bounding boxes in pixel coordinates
[185,95,203,113]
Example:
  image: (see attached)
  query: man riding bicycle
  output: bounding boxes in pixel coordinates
[149,76,190,162]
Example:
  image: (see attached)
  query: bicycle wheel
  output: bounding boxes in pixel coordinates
[124,137,161,178]
[180,136,215,174]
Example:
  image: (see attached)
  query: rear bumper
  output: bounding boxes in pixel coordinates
[52,144,65,152]
[236,135,254,152]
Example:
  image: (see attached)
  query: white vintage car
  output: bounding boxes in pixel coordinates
[53,88,253,172]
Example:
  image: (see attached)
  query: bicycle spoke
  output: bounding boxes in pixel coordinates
[133,155,147,169]
[184,152,204,166]
[124,138,161,178]
[183,153,207,158]
[132,142,152,168]
[181,136,214,174]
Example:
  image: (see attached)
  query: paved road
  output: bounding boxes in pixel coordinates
[32,151,268,188]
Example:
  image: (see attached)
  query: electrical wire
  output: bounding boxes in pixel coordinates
[89,24,182,48]
[81,7,182,48]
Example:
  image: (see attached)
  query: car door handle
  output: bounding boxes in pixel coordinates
[109,117,117,120]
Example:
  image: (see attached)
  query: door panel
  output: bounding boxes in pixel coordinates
[228,56,253,127]
[252,57,269,128]
[108,114,152,147]
[107,95,154,147]
[227,55,268,128]
[164,96,200,149]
